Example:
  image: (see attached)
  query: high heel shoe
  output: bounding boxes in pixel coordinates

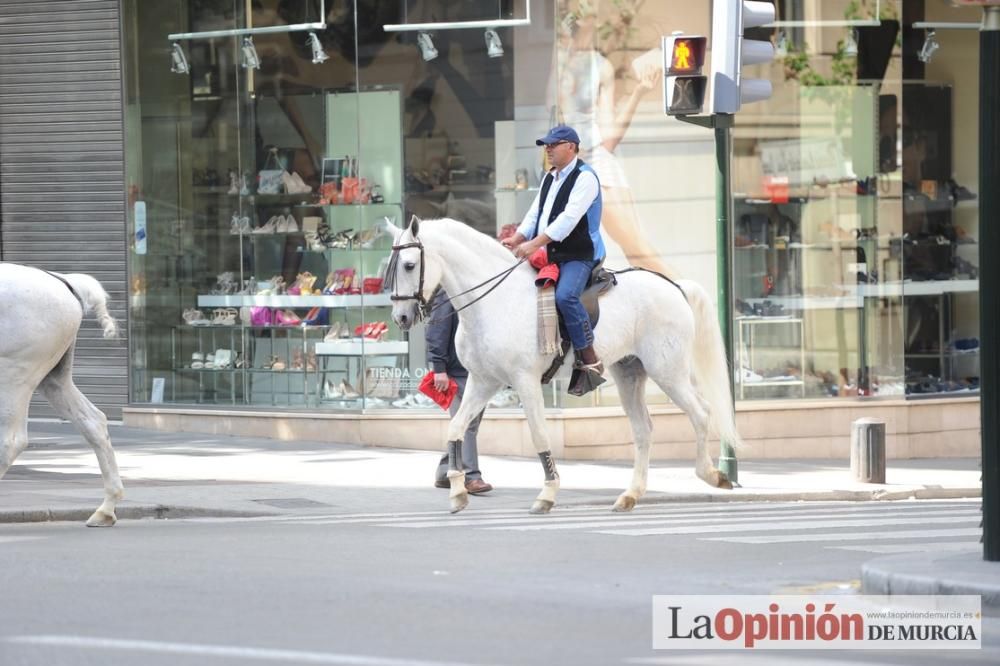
[324,321,343,342]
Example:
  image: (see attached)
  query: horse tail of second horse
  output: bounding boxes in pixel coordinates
[62,273,118,339]
[678,279,742,449]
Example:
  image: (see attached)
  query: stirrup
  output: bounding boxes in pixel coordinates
[568,360,606,397]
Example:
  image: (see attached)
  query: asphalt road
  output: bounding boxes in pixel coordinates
[0,499,996,666]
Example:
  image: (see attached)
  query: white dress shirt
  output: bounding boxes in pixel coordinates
[516,157,600,242]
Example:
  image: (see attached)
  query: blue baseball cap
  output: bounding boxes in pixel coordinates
[536,124,581,146]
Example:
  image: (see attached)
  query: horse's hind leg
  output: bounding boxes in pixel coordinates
[38,350,123,526]
[608,357,653,512]
[645,360,731,489]
[0,390,32,481]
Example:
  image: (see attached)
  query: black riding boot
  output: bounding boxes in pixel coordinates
[568,345,605,397]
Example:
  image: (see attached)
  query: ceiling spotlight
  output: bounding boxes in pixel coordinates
[417,32,438,62]
[170,42,189,74]
[241,36,261,70]
[843,28,858,57]
[774,30,788,57]
[918,29,940,63]
[307,31,328,64]
[485,29,504,58]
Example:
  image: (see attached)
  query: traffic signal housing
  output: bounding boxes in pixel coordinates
[662,34,707,116]
[711,0,776,113]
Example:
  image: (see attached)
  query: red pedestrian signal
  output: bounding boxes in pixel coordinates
[662,34,707,115]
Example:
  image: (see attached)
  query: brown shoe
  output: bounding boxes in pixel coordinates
[465,478,493,494]
[434,478,449,489]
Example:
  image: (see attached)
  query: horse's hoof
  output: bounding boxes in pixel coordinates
[85,510,117,527]
[529,500,554,514]
[717,472,734,490]
[612,495,637,512]
[450,492,469,514]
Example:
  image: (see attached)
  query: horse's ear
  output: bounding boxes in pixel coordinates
[408,214,421,238]
[379,216,402,239]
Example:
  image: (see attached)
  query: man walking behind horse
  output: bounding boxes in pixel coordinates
[501,124,607,396]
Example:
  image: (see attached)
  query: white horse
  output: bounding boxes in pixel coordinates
[386,217,740,514]
[0,263,123,526]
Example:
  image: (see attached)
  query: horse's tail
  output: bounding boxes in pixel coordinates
[678,279,742,449]
[62,273,119,339]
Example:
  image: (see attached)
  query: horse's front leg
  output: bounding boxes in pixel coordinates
[512,380,559,514]
[444,375,500,514]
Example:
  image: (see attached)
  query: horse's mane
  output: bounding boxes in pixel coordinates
[420,217,518,266]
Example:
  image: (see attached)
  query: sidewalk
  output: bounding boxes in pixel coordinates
[1,421,981,524]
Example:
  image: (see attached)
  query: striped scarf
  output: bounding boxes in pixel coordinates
[537,287,562,355]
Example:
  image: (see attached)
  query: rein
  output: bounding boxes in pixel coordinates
[388,238,526,320]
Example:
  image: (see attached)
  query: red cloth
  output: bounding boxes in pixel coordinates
[529,247,559,288]
[535,263,559,288]
[419,372,459,410]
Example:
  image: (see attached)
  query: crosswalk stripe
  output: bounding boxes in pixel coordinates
[699,527,981,544]
[248,500,978,527]
[830,541,980,554]
[193,499,979,525]
[586,514,978,537]
[371,508,979,531]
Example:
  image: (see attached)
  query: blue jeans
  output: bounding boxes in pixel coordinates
[555,259,598,351]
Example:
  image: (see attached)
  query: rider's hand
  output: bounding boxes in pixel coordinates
[501,233,525,251]
[514,236,545,260]
[433,372,450,392]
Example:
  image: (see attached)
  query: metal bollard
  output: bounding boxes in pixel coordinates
[851,418,886,483]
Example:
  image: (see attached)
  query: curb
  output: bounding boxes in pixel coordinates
[861,550,1000,615]
[0,505,273,525]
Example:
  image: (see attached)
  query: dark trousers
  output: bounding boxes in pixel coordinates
[435,374,485,482]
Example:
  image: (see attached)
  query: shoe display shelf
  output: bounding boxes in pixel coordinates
[171,322,334,407]
[314,339,410,408]
[859,279,981,396]
[735,316,807,399]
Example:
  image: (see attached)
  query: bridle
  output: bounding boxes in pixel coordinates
[387,240,430,318]
[387,237,526,322]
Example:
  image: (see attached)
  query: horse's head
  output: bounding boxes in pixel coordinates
[386,216,442,330]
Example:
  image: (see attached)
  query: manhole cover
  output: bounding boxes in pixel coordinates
[250,498,333,509]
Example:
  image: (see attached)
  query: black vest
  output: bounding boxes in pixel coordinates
[533,160,596,264]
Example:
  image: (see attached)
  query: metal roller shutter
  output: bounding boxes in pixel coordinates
[0,0,128,419]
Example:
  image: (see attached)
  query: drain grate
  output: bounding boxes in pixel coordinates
[250,498,333,509]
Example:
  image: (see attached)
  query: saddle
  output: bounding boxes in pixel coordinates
[542,261,617,385]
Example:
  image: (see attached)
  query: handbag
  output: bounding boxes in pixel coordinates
[257,147,285,194]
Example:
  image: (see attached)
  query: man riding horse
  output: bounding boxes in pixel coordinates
[501,124,607,396]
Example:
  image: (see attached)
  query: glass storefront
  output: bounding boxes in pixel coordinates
[122,0,981,412]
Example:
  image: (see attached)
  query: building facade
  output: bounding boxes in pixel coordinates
[0,1,985,458]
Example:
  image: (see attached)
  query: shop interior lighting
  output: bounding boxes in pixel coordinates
[484,29,504,58]
[768,0,880,27]
[168,0,326,41]
[774,30,788,57]
[843,28,858,56]
[912,21,980,31]
[307,31,329,64]
[170,42,190,74]
[383,0,530,32]
[241,36,261,69]
[417,32,439,61]
[918,29,940,63]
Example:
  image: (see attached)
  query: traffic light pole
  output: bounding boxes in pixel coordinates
[979,5,1000,562]
[678,112,738,485]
